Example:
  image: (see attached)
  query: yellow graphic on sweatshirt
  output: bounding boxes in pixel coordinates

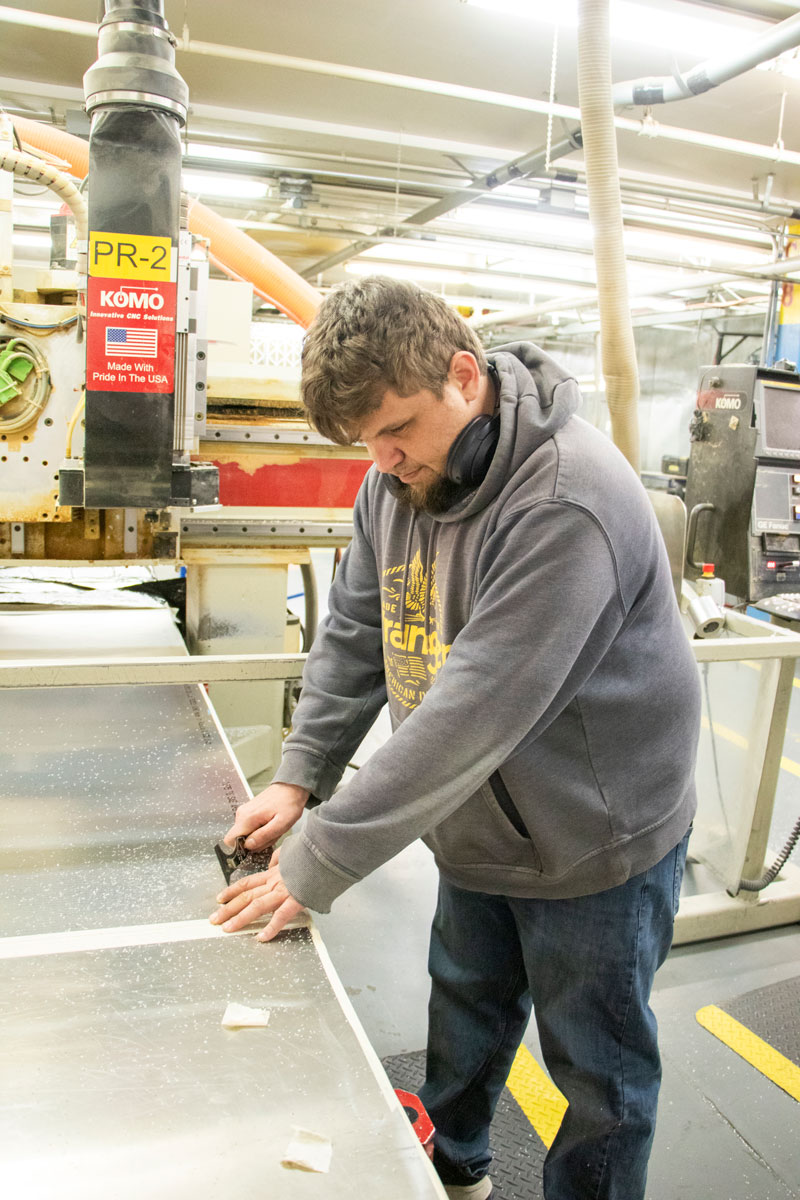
[382,551,452,711]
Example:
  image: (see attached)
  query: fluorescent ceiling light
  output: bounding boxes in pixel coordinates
[12,231,50,247]
[630,296,687,312]
[361,240,599,285]
[345,260,582,296]
[230,215,283,229]
[12,208,54,229]
[182,170,268,200]
[622,227,767,266]
[448,206,766,267]
[451,205,593,243]
[184,141,272,166]
[462,0,758,56]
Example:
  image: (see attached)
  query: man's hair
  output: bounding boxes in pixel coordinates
[300,276,488,445]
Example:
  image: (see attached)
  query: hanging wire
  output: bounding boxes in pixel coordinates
[775,90,787,157]
[545,24,560,173]
[393,128,403,236]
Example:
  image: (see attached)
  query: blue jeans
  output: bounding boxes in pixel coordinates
[417,830,690,1200]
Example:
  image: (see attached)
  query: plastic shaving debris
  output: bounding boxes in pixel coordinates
[221,1002,271,1028]
[281,1127,333,1173]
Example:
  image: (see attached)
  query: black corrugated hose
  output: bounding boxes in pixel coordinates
[738,815,800,891]
[300,562,318,652]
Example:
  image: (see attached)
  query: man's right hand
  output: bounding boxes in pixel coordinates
[224,782,310,853]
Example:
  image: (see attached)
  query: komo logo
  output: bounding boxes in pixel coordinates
[99,288,164,310]
[715,394,742,410]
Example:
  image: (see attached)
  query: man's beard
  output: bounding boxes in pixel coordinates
[394,472,465,515]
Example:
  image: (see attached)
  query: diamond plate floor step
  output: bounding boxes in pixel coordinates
[383,1050,546,1200]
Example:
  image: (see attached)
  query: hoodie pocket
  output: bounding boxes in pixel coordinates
[482,778,543,872]
[425,780,543,873]
[489,770,529,837]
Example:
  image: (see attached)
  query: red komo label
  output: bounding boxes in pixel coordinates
[86,276,177,394]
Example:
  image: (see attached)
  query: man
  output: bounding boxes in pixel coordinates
[211,277,700,1200]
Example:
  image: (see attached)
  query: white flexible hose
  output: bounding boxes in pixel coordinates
[0,146,88,242]
[578,0,640,472]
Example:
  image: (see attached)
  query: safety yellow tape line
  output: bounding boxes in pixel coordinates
[700,715,747,748]
[700,715,800,778]
[505,1044,568,1148]
[696,1004,800,1102]
[741,660,800,690]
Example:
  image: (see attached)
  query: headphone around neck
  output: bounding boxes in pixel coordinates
[445,362,501,487]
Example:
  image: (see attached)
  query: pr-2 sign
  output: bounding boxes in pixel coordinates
[86,231,177,394]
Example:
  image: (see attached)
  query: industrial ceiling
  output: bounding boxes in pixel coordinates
[2,0,800,337]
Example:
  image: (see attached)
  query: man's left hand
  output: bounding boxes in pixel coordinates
[210,848,304,942]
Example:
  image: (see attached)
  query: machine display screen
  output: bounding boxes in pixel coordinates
[764,533,800,552]
[761,384,800,455]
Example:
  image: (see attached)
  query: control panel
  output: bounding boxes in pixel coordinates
[685,362,800,602]
[750,467,800,591]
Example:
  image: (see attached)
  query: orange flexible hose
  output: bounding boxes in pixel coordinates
[188,197,321,327]
[13,115,90,177]
[12,116,322,329]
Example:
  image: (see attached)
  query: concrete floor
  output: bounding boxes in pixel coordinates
[314,837,800,1200]
[303,680,800,1200]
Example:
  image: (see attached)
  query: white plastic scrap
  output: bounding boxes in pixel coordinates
[281,1127,333,1174]
[221,1002,271,1029]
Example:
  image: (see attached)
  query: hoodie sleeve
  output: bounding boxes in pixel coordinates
[279,498,628,912]
[270,481,387,801]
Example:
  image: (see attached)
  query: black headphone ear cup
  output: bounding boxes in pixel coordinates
[446,414,501,487]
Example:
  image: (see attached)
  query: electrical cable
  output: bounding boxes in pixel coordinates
[0,308,79,334]
[738,814,800,892]
[0,145,88,241]
[701,661,733,846]
[0,334,51,433]
[300,561,318,652]
[64,395,86,459]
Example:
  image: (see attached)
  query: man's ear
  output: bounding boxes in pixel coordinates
[449,351,481,401]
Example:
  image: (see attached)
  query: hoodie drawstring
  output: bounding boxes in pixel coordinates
[398,513,439,643]
[423,520,437,640]
[399,514,416,641]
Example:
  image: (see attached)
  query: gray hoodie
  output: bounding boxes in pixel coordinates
[275,344,700,912]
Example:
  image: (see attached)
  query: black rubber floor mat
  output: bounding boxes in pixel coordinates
[721,974,800,1068]
[383,1049,546,1200]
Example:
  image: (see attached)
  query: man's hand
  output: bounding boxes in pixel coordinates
[224,782,310,852]
[210,847,304,942]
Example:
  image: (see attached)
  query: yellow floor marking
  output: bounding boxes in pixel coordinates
[700,715,800,777]
[696,1005,800,1103]
[780,754,800,778]
[700,715,748,749]
[505,1044,568,1149]
[741,658,800,691]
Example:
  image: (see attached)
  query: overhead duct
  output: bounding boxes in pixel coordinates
[578,0,640,473]
[11,120,321,330]
[79,0,192,508]
[614,10,800,106]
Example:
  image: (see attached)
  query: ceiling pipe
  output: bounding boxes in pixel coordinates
[301,134,580,278]
[518,168,799,221]
[3,5,798,127]
[470,256,800,333]
[578,0,640,472]
[613,10,800,105]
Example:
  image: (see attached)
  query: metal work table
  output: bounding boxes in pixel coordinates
[0,607,444,1199]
